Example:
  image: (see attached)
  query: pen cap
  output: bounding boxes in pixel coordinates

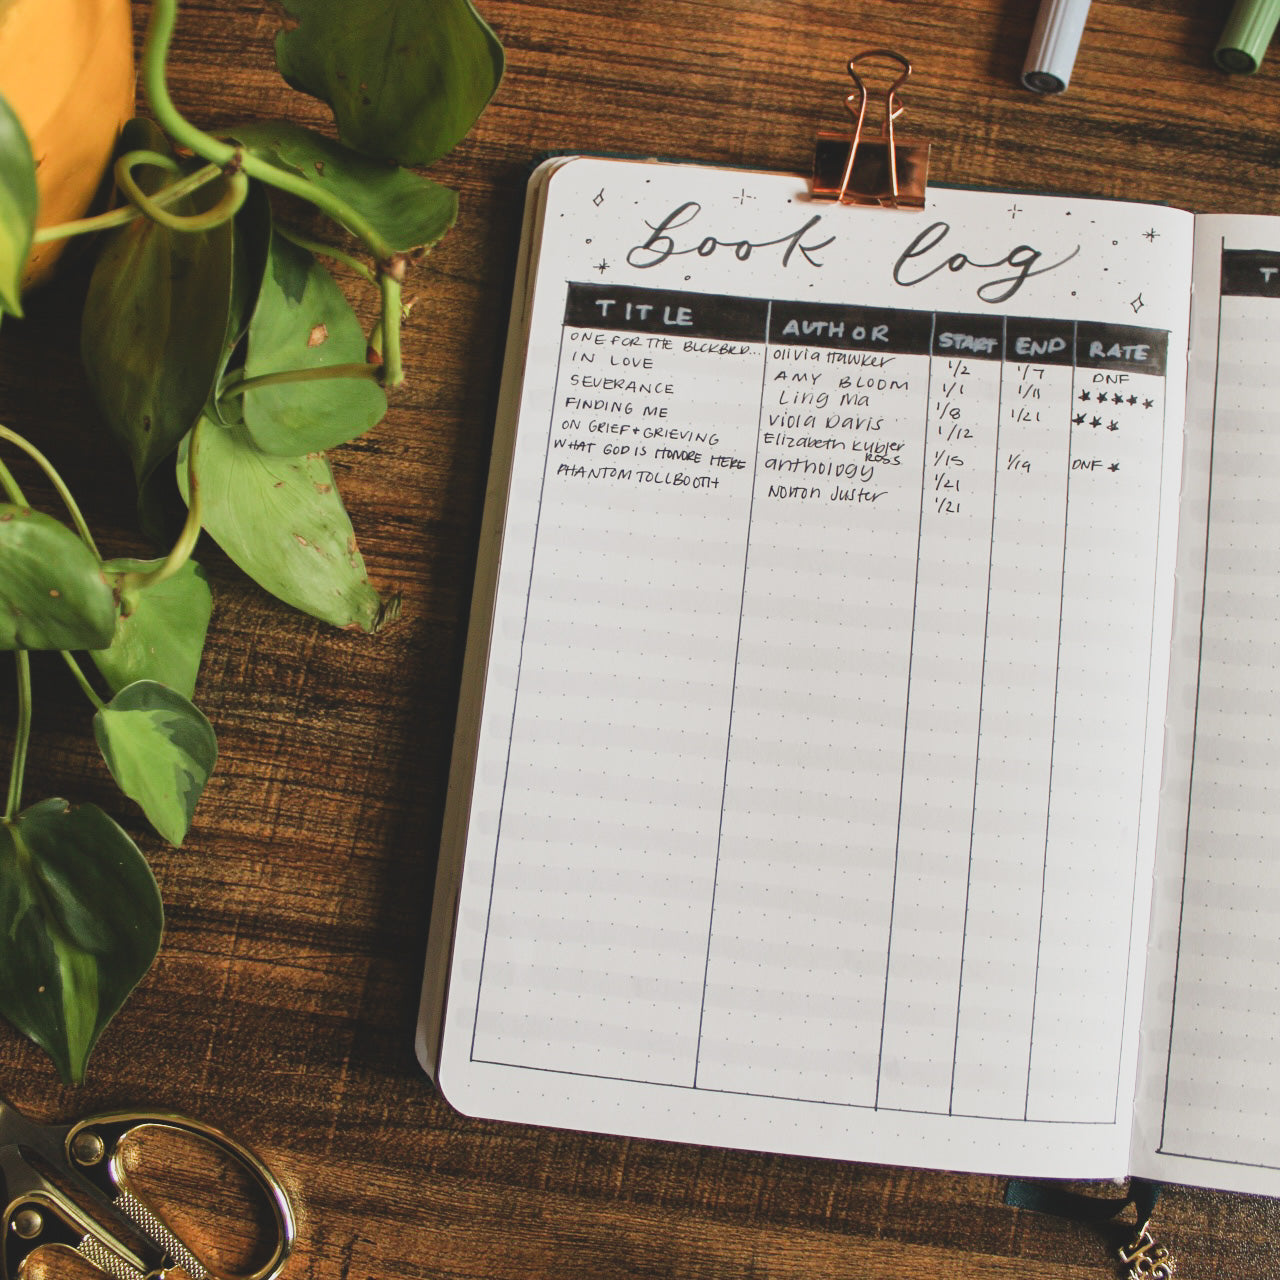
[1021,0,1092,93]
[1215,0,1280,72]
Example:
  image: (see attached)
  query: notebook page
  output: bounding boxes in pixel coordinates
[1133,214,1280,1197]
[432,158,1192,1176]
[417,158,569,1074]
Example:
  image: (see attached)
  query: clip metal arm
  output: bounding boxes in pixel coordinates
[812,49,930,209]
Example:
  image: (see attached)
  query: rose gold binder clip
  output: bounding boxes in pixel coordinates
[811,49,931,209]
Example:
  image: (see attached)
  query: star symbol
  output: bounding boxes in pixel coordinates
[1108,421,1119,432]
[1109,462,1121,472]
[1079,390,1092,401]
[1128,395,1138,405]
[1073,413,1086,425]
[1143,398,1154,409]
[1091,416,1102,427]
[1112,393,1125,404]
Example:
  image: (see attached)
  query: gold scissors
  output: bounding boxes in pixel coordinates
[0,1095,295,1279]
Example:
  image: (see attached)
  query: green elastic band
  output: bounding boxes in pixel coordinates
[1004,1177,1162,1225]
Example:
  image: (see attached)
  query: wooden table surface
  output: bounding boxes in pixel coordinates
[4,1,1280,1277]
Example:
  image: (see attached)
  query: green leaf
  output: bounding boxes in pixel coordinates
[179,419,394,632]
[227,121,458,256]
[94,681,217,847]
[274,0,504,167]
[81,121,235,489]
[237,229,386,454]
[91,559,213,700]
[212,179,273,422]
[0,92,36,317]
[135,454,191,549]
[0,799,163,1084]
[0,506,116,651]
[226,120,460,256]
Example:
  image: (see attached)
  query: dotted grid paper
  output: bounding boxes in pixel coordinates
[438,161,1194,1177]
[1133,216,1280,1199]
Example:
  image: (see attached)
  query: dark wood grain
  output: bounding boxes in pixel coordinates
[3,1,1280,1276]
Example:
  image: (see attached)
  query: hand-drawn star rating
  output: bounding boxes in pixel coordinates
[1069,377,1157,475]
[1077,389,1157,411]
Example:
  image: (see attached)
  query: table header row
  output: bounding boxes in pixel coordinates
[563,282,1168,374]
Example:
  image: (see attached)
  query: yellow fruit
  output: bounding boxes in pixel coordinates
[0,0,135,288]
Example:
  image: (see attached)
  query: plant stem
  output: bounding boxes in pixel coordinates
[129,423,204,593]
[141,0,407,391]
[379,273,405,387]
[220,362,384,401]
[33,163,225,245]
[0,424,101,558]
[275,226,378,286]
[142,0,395,261]
[0,454,26,506]
[60,652,105,711]
[116,151,249,233]
[5,653,31,822]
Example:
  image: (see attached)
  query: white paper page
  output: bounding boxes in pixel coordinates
[433,158,1192,1177]
[1133,214,1280,1197]
[417,159,574,1074]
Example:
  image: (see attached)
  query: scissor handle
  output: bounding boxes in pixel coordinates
[62,1109,296,1280]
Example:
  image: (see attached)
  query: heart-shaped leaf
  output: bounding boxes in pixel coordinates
[0,505,116,651]
[238,229,386,454]
[180,419,394,631]
[227,120,458,259]
[274,0,504,167]
[0,91,36,317]
[81,120,235,488]
[227,121,457,256]
[0,799,163,1084]
[92,558,213,700]
[94,681,217,847]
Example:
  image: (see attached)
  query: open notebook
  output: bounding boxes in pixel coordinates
[417,155,1280,1195]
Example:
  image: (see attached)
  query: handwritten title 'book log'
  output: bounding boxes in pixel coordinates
[416,151,1280,1197]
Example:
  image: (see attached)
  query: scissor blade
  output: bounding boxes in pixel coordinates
[0,1097,67,1161]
